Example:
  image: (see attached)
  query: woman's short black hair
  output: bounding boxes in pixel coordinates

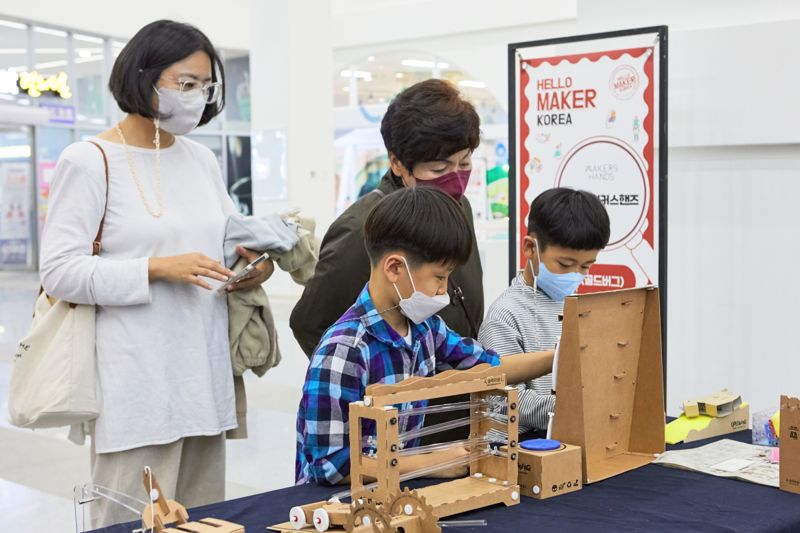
[380,79,480,173]
[109,20,224,126]
[365,186,472,268]
[527,188,611,251]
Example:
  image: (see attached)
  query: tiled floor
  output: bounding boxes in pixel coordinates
[0,270,311,532]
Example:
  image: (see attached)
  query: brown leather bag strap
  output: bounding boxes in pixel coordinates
[86,141,109,256]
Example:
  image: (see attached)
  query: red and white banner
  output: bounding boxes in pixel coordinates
[516,46,657,292]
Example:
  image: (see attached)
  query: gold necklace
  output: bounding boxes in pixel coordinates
[114,122,164,218]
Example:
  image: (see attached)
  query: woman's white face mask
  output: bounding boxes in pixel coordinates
[154,87,206,135]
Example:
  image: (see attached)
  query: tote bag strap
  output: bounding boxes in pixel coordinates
[86,140,110,257]
[42,141,109,312]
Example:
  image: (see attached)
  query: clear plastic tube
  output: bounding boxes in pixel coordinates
[439,519,488,527]
[398,400,477,418]
[397,409,506,444]
[398,397,506,418]
[398,436,498,457]
[399,416,473,444]
[329,447,496,502]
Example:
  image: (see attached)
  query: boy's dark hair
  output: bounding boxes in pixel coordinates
[365,187,472,267]
[380,79,480,173]
[109,20,225,126]
[527,188,611,250]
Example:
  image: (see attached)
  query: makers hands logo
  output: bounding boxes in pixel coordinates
[15,342,31,361]
[609,65,639,100]
[484,376,503,387]
[730,418,747,430]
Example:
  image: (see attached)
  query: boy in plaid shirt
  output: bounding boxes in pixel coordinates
[295,187,553,484]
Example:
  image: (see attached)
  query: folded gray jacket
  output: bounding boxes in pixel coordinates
[223,212,299,268]
[224,213,318,438]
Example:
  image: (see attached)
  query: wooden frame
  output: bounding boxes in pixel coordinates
[272,364,522,532]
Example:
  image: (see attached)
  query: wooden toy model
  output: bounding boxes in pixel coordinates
[141,468,245,533]
[270,363,521,532]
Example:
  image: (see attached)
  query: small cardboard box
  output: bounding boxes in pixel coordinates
[517,444,582,500]
[685,389,742,418]
[552,287,665,484]
[779,395,800,495]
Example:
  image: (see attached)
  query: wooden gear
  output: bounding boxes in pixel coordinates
[272,363,521,532]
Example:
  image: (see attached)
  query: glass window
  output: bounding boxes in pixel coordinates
[0,19,30,107]
[29,26,75,126]
[223,51,251,132]
[0,125,35,268]
[73,32,107,126]
[227,136,252,215]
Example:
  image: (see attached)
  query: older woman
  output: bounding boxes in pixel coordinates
[39,20,272,527]
[290,79,485,443]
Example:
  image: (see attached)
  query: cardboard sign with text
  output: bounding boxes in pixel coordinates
[552,286,664,483]
[780,395,800,495]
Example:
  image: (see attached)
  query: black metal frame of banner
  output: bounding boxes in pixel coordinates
[507,26,669,405]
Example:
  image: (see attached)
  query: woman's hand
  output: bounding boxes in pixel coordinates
[226,245,275,292]
[148,253,234,290]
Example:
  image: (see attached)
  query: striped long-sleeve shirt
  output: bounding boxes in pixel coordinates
[478,273,562,433]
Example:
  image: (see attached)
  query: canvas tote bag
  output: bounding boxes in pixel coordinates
[8,141,109,428]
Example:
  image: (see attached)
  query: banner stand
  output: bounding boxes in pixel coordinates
[508,26,668,403]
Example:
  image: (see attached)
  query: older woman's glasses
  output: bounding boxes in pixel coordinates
[161,76,223,104]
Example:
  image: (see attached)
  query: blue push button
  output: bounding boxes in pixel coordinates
[520,438,561,451]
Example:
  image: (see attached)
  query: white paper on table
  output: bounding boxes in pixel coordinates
[710,457,754,473]
[653,439,778,487]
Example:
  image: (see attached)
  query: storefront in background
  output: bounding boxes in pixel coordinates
[0,16,252,269]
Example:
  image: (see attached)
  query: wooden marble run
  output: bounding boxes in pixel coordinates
[271,363,520,533]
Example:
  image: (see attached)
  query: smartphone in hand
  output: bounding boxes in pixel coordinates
[217,253,269,293]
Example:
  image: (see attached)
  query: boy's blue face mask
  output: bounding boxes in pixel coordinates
[530,239,586,303]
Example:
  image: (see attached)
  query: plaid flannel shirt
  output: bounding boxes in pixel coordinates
[295,284,499,485]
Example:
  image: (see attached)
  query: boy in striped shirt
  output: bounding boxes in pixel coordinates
[479,188,610,434]
[296,187,553,484]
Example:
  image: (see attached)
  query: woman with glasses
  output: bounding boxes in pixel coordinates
[38,20,270,527]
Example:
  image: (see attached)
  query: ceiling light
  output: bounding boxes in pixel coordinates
[395,72,404,79]
[340,69,372,81]
[34,27,68,37]
[75,55,103,64]
[367,55,375,62]
[458,80,486,89]
[34,60,68,69]
[0,19,26,30]
[401,59,450,69]
[0,145,32,159]
[0,48,27,55]
[74,33,104,44]
[78,50,92,58]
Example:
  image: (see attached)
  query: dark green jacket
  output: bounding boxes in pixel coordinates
[290,172,485,357]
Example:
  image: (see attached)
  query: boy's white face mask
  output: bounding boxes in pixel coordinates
[393,256,450,324]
